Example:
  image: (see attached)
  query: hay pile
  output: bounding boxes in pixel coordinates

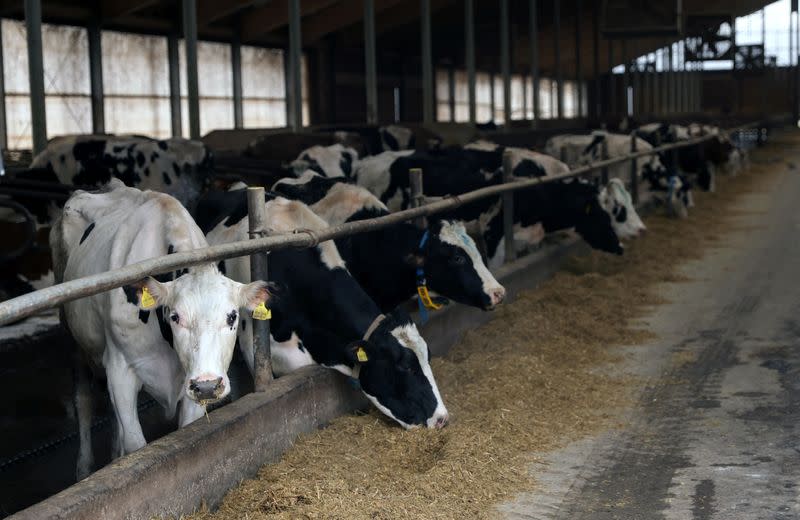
[186,141,783,520]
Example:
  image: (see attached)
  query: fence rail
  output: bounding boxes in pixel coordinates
[0,120,773,326]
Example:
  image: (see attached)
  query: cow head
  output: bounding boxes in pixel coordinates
[349,309,449,429]
[406,220,506,310]
[574,196,624,255]
[641,154,669,182]
[598,179,646,239]
[131,266,273,404]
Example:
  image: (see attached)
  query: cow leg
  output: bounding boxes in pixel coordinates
[72,351,93,481]
[104,346,146,458]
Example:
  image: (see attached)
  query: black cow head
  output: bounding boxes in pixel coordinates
[575,198,624,256]
[349,308,449,429]
[406,220,505,310]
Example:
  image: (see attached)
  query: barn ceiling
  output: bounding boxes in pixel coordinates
[0,0,777,75]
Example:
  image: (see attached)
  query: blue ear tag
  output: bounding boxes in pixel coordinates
[348,377,361,390]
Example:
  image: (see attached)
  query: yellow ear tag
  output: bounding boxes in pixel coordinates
[356,346,369,363]
[140,287,156,309]
[417,285,444,310]
[252,301,272,321]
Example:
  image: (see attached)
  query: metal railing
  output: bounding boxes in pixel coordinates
[0,119,772,329]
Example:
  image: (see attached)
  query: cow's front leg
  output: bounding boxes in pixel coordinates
[104,345,146,458]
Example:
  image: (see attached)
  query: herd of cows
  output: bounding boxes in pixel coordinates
[0,121,747,480]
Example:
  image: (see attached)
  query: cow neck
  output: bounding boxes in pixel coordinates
[350,313,387,384]
[414,229,447,324]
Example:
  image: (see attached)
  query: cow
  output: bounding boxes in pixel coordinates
[273,172,506,312]
[50,182,272,479]
[30,134,214,211]
[350,149,624,267]
[289,143,359,178]
[380,125,416,151]
[195,189,449,430]
[462,140,645,240]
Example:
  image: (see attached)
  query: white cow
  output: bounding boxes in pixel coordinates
[51,182,271,479]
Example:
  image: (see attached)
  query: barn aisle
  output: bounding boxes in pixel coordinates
[501,136,800,519]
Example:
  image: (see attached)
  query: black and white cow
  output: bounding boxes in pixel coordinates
[273,172,506,312]
[289,143,359,178]
[195,189,449,430]
[463,140,645,240]
[51,182,272,478]
[351,149,624,268]
[380,125,416,151]
[30,134,214,210]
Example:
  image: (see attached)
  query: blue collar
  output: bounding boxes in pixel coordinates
[416,229,429,282]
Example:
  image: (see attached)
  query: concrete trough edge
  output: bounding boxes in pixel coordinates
[9,189,660,520]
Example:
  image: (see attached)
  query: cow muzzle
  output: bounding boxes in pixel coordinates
[188,375,225,402]
[486,286,507,310]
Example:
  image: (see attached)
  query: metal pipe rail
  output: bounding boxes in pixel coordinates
[0,121,768,326]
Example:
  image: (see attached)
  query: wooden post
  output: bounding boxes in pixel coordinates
[247,187,272,390]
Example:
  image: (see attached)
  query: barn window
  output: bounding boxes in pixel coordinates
[241,46,286,128]
[103,31,170,139]
[510,74,525,120]
[435,68,451,121]
[3,20,92,150]
[179,40,234,136]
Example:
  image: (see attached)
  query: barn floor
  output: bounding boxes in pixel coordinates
[500,134,800,519]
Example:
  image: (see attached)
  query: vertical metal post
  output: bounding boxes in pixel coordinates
[247,187,272,390]
[232,33,243,129]
[554,0,563,119]
[501,150,516,264]
[647,53,654,117]
[182,0,200,139]
[0,21,7,149]
[575,0,582,118]
[669,44,675,115]
[421,0,433,124]
[448,66,456,122]
[608,38,615,117]
[167,33,182,137]
[592,1,600,118]
[622,40,630,116]
[409,168,426,229]
[25,0,47,154]
[364,0,378,125]
[465,0,476,124]
[629,131,638,205]
[288,0,303,130]
[88,21,104,134]
[529,0,539,127]
[500,0,511,126]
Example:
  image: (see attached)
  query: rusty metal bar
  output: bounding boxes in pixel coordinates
[247,187,272,389]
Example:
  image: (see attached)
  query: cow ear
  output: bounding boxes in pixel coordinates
[239,280,276,311]
[345,341,373,364]
[129,277,169,310]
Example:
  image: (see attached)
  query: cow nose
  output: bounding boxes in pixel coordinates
[188,376,224,402]
[489,287,506,307]
[434,412,449,429]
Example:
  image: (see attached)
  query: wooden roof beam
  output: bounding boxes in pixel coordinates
[197,0,261,28]
[301,0,404,45]
[102,0,161,21]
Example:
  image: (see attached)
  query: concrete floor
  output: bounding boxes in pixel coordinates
[500,145,800,519]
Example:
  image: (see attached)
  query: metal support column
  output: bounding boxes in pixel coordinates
[182,0,200,139]
[0,21,7,149]
[466,0,476,123]
[501,0,511,126]
[167,33,182,137]
[448,66,456,121]
[622,40,630,116]
[288,0,303,130]
[421,0,433,124]
[25,0,47,154]
[530,0,539,127]
[88,21,104,134]
[364,0,378,125]
[247,187,272,390]
[592,1,600,118]
[232,33,243,129]
[629,132,638,205]
[575,0,582,118]
[669,44,675,114]
[608,38,615,117]
[554,0,563,119]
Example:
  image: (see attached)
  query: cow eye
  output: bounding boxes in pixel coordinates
[450,255,466,265]
[170,312,180,324]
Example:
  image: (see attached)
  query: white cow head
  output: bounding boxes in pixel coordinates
[131,265,273,403]
[599,179,646,239]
